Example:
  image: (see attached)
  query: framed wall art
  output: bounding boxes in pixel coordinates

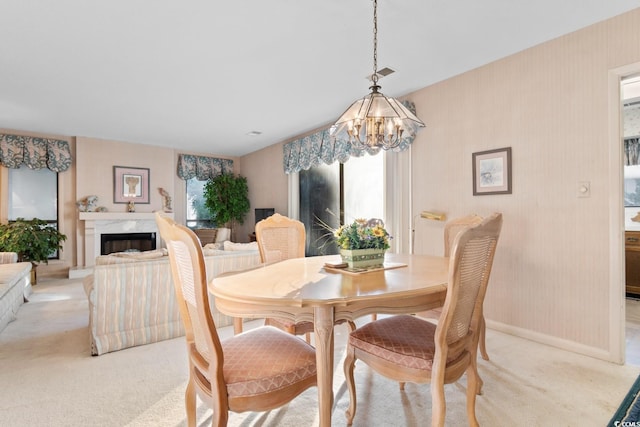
[472,147,512,195]
[113,166,150,203]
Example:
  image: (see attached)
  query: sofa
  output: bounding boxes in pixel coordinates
[83,245,261,355]
[0,252,32,334]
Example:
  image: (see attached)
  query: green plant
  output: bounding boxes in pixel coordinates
[203,173,250,229]
[0,218,67,264]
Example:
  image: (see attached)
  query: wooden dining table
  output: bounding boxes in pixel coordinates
[209,252,449,427]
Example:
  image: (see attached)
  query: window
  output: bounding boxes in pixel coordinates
[299,154,383,256]
[186,177,214,228]
[8,165,60,258]
[625,165,640,207]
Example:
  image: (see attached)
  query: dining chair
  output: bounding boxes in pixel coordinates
[253,213,315,343]
[155,213,317,427]
[343,213,502,427]
[254,213,357,343]
[419,214,492,361]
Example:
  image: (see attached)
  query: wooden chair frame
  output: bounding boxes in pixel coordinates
[343,213,502,427]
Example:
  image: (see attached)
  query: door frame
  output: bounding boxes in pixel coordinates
[609,62,640,364]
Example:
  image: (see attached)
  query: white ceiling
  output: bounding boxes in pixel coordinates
[1,1,638,157]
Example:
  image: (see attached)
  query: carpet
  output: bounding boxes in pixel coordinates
[3,278,640,426]
[610,374,640,426]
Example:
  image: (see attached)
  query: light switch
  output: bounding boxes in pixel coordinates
[578,181,590,197]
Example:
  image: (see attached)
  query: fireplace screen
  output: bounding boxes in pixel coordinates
[101,232,156,255]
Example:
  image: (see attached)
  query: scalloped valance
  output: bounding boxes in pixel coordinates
[283,101,418,174]
[0,134,72,172]
[177,154,234,181]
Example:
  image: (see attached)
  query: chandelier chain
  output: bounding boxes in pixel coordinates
[372,0,378,85]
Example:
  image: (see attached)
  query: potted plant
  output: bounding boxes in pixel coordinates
[333,218,391,269]
[203,173,250,240]
[0,217,67,283]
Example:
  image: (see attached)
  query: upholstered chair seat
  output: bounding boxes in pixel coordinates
[221,326,317,401]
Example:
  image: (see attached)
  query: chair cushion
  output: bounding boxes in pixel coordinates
[222,326,317,397]
[348,315,441,371]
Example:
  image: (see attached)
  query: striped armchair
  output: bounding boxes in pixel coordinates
[0,252,18,264]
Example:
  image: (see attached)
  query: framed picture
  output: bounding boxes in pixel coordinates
[113,166,150,203]
[472,147,512,195]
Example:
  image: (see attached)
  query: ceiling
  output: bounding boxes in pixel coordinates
[1,1,638,157]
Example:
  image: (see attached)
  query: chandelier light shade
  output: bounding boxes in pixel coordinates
[332,0,425,151]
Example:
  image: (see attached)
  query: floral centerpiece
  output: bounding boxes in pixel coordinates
[334,218,391,269]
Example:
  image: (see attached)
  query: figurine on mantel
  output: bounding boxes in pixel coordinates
[76,195,98,212]
[633,212,640,222]
[128,200,136,213]
[158,187,172,212]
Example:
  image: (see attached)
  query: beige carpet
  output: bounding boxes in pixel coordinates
[1,278,639,427]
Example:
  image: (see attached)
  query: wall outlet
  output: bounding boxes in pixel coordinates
[578,181,591,197]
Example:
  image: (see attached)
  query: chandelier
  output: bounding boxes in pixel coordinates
[332,0,425,151]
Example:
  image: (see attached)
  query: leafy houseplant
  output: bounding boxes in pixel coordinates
[0,218,67,283]
[203,174,250,239]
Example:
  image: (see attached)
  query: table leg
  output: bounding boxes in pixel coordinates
[314,306,334,427]
[233,317,243,335]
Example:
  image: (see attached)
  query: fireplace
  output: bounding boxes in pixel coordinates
[101,232,156,255]
[76,212,171,271]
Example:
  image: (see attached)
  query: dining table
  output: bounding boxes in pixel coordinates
[209,252,449,427]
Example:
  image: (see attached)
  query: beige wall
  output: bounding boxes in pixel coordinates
[237,142,289,242]
[408,9,640,362]
[239,8,640,362]
[75,138,239,266]
[75,137,175,214]
[74,137,175,267]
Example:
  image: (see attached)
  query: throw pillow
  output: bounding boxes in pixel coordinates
[215,227,230,243]
[223,241,259,251]
[203,242,224,251]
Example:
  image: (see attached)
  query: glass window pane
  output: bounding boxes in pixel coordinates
[343,154,384,223]
[186,178,215,228]
[299,162,341,256]
[625,165,640,207]
[8,166,57,220]
[299,154,384,256]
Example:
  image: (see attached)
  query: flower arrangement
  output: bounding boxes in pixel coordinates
[334,218,391,251]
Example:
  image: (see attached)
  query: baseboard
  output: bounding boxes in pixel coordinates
[68,267,92,279]
[486,319,615,363]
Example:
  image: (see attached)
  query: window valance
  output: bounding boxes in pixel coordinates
[283,101,418,174]
[626,138,640,166]
[177,154,234,180]
[0,134,72,172]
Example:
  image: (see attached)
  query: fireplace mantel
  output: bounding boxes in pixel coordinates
[79,212,159,221]
[77,211,173,271]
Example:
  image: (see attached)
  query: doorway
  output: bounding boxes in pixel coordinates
[622,73,640,365]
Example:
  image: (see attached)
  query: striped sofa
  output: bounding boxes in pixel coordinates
[83,248,261,355]
[0,252,32,334]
